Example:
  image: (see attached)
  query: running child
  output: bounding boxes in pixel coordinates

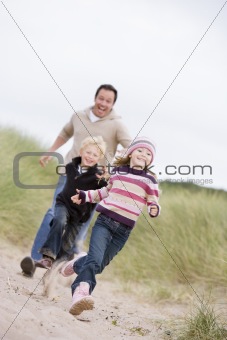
[20,136,107,276]
[61,136,161,315]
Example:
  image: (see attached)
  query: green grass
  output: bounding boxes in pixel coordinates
[178,298,227,339]
[0,126,58,247]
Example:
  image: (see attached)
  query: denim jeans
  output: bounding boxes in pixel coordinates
[31,175,66,260]
[31,175,94,260]
[73,209,96,254]
[71,213,132,294]
[39,203,83,259]
[39,203,68,259]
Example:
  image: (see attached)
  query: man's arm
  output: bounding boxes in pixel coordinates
[39,114,75,167]
[39,135,66,167]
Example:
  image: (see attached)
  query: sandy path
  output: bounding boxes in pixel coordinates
[0,241,187,339]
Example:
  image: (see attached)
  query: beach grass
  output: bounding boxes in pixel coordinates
[0,126,58,247]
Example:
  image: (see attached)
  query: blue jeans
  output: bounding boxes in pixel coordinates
[71,214,132,294]
[31,175,94,260]
[39,203,82,260]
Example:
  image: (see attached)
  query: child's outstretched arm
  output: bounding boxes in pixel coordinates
[71,181,113,205]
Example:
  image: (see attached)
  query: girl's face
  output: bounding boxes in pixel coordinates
[80,145,101,167]
[129,147,152,169]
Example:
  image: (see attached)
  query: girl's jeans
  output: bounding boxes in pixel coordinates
[31,175,95,260]
[71,213,132,294]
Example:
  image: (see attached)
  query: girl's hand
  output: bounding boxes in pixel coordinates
[71,189,81,204]
[150,205,158,217]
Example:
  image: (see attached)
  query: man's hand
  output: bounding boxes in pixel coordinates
[39,155,52,168]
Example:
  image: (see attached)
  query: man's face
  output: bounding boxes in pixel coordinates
[92,89,115,118]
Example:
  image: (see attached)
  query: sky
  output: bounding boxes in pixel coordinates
[1,0,227,191]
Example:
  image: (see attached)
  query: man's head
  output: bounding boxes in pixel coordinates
[93,84,118,118]
[79,136,106,167]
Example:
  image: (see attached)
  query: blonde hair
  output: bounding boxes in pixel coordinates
[80,136,106,159]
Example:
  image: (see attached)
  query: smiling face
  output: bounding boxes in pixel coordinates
[80,144,101,167]
[92,89,115,118]
[129,147,153,169]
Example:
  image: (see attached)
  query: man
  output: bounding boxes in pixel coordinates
[20,84,131,276]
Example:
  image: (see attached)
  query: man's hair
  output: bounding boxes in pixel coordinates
[95,84,118,104]
[80,136,106,159]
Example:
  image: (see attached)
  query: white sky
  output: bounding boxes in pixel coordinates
[1,0,227,190]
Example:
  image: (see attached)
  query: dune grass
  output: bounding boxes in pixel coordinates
[178,297,227,339]
[1,127,227,306]
[0,126,58,247]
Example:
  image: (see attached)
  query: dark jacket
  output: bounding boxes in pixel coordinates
[56,157,107,223]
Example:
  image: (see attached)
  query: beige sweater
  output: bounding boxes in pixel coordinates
[59,107,131,165]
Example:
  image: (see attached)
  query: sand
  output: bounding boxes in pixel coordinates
[0,241,187,340]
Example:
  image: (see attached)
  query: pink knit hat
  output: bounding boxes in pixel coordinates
[126,136,156,164]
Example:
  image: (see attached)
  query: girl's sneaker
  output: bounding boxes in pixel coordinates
[69,282,94,315]
[60,252,87,277]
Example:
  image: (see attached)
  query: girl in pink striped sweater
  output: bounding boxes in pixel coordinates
[61,136,161,316]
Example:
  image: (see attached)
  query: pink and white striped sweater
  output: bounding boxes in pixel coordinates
[78,165,160,228]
